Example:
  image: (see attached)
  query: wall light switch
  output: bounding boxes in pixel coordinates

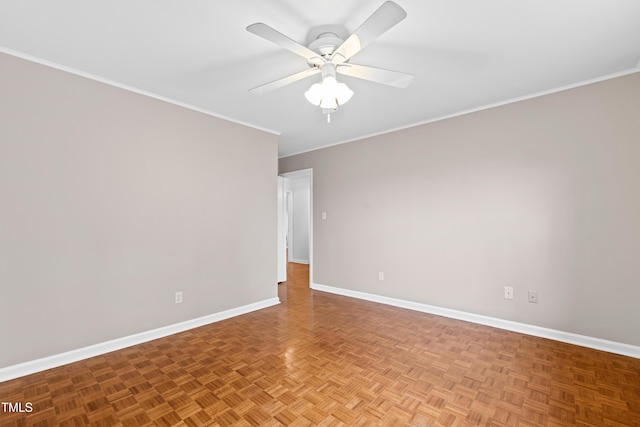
[322,212,327,220]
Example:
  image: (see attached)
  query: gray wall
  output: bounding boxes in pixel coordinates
[0,52,278,368]
[280,73,640,347]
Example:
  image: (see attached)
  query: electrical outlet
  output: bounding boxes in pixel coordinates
[504,286,514,300]
[175,291,183,304]
[528,290,538,303]
[378,272,384,281]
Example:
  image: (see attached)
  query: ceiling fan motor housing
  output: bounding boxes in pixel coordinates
[308,32,344,57]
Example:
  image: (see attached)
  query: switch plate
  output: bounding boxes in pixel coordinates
[322,212,327,220]
[378,272,384,281]
[504,286,514,300]
[175,291,183,304]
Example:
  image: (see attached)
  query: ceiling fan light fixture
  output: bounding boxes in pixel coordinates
[320,97,338,110]
[304,82,323,106]
[318,76,339,109]
[335,81,354,104]
[304,65,353,110]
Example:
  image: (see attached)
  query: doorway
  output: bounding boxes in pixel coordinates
[278,169,312,286]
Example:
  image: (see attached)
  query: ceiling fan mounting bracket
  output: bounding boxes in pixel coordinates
[308,32,345,57]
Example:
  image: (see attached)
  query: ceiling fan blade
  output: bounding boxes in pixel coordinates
[249,68,321,95]
[331,1,407,63]
[247,23,323,63]
[337,63,413,88]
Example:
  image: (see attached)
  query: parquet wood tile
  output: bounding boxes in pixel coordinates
[1,261,640,426]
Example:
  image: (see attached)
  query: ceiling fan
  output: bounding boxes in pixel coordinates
[247,1,413,120]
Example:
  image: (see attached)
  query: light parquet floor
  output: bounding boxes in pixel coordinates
[1,262,639,426]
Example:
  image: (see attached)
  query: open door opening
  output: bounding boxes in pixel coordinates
[277,176,287,283]
[278,169,312,287]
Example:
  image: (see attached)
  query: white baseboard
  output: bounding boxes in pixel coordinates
[290,259,309,265]
[0,297,280,383]
[311,283,640,359]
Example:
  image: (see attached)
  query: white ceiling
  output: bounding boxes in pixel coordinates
[1,1,639,158]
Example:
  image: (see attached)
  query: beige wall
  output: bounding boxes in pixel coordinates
[0,52,278,368]
[280,73,640,346]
